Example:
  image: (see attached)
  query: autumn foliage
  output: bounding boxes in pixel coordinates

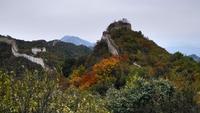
[93,56,121,77]
[69,56,127,89]
[79,72,98,90]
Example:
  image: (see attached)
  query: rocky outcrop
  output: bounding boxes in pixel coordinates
[0,37,47,70]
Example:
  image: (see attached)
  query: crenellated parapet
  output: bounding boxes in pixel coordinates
[107,18,132,32]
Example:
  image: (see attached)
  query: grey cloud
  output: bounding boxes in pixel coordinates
[0,0,200,55]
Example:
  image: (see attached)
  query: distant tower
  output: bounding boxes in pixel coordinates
[121,18,129,23]
[107,18,132,31]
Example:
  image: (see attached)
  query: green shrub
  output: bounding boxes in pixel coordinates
[106,75,198,113]
[0,70,110,113]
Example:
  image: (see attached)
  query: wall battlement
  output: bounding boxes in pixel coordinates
[107,18,132,32]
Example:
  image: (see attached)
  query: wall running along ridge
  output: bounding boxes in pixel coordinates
[0,37,47,69]
[102,19,141,67]
[102,33,119,56]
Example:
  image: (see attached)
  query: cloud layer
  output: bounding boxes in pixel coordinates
[0,0,200,55]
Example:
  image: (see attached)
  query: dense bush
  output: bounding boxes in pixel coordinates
[0,70,110,113]
[106,75,199,113]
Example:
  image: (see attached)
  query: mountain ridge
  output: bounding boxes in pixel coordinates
[0,35,92,74]
[60,20,200,109]
[61,35,94,47]
[84,19,169,68]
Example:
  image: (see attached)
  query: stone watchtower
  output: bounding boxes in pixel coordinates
[106,18,132,32]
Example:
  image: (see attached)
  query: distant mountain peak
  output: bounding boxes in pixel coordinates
[189,54,200,62]
[61,35,94,47]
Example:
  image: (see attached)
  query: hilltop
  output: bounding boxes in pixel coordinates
[64,19,200,103]
[85,18,169,68]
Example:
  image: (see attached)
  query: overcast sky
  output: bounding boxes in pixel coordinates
[0,0,200,55]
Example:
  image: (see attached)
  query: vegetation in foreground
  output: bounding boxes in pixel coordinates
[0,65,199,113]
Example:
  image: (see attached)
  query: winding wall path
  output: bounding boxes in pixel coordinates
[102,33,119,56]
[0,37,46,69]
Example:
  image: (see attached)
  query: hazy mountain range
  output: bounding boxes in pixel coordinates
[61,35,94,47]
[167,46,200,56]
